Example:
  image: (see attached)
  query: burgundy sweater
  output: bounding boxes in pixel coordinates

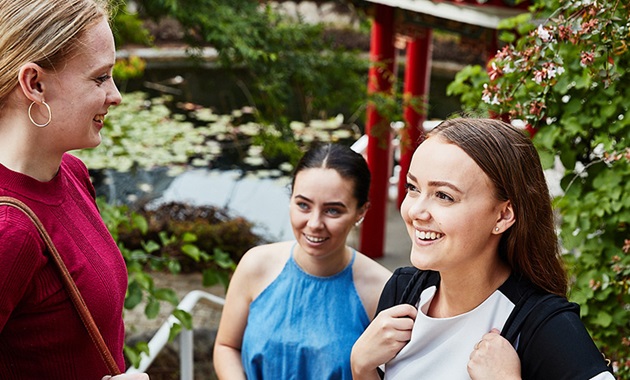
[0,154,127,379]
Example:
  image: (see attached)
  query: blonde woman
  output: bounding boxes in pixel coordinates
[0,0,146,378]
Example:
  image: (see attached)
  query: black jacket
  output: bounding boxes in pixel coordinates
[375,267,614,379]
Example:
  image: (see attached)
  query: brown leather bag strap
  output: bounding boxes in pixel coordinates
[0,196,122,375]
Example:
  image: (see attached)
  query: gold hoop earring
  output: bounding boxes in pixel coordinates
[28,101,52,128]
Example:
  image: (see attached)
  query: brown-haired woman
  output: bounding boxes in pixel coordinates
[351,118,613,379]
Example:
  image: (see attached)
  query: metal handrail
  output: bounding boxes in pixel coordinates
[126,290,225,379]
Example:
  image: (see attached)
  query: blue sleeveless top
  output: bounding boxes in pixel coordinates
[241,245,370,379]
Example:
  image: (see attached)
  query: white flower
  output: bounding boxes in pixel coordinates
[481,91,500,105]
[546,63,565,80]
[537,25,553,42]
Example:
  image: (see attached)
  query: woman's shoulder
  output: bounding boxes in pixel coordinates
[242,241,293,261]
[231,241,294,300]
[353,251,392,280]
[0,203,42,238]
[236,241,293,277]
[350,251,393,319]
[61,153,95,196]
[0,207,47,268]
[352,251,392,296]
[519,300,614,378]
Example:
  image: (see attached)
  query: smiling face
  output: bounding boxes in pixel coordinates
[43,17,121,152]
[290,168,365,262]
[401,136,509,275]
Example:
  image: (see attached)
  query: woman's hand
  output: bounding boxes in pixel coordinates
[467,328,521,380]
[351,304,417,379]
[101,374,149,380]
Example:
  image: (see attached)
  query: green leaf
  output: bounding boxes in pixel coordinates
[593,310,613,328]
[145,297,160,319]
[217,271,232,289]
[537,149,555,170]
[173,309,193,330]
[499,31,516,43]
[182,244,202,262]
[202,269,219,287]
[142,240,161,254]
[593,168,621,189]
[559,150,577,174]
[132,272,153,290]
[123,345,142,369]
[497,12,532,30]
[213,248,236,269]
[131,213,148,234]
[181,232,198,243]
[168,323,182,342]
[124,281,143,309]
[167,260,182,274]
[154,288,179,305]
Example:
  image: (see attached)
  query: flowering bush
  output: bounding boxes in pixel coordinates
[447,0,630,376]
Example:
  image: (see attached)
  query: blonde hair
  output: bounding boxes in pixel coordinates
[0,0,110,111]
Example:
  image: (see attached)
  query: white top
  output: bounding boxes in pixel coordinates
[384,285,514,379]
[383,285,615,380]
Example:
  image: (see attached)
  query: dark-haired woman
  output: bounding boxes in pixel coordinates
[214,143,392,379]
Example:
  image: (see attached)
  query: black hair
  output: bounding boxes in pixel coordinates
[291,143,371,207]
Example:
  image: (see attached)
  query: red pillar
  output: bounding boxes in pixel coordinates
[360,4,396,258]
[397,28,433,208]
[486,29,499,61]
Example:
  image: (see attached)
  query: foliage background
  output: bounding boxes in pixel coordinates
[447,0,630,376]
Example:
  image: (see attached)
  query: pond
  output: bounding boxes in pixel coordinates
[82,89,364,243]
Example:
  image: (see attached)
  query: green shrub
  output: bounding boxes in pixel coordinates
[121,202,263,283]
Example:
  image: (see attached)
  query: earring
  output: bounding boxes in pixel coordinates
[355,216,365,227]
[28,101,52,128]
[494,227,500,232]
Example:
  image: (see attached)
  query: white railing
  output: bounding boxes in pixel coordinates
[126,290,225,379]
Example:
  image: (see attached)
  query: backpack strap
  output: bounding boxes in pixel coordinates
[505,292,579,352]
[399,269,439,306]
[500,288,546,345]
[375,267,438,379]
[376,267,439,315]
[499,275,580,348]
